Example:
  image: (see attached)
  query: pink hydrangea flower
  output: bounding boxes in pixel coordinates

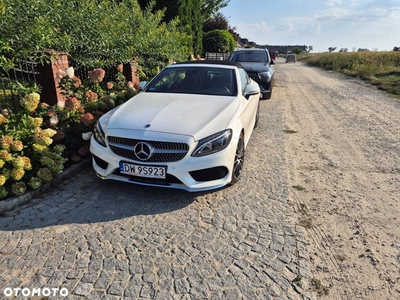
[88,68,106,83]
[85,90,98,102]
[53,130,65,141]
[80,113,95,126]
[72,76,82,88]
[65,97,84,112]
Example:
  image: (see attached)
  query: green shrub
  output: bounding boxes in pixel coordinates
[0,65,138,200]
[202,29,236,54]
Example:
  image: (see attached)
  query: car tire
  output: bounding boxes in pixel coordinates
[229,131,245,185]
[254,102,260,128]
[262,91,272,100]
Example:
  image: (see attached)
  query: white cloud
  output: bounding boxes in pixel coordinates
[275,22,294,32]
[299,24,322,36]
[236,21,273,37]
[325,0,342,6]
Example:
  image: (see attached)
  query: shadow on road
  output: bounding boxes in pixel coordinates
[0,170,209,231]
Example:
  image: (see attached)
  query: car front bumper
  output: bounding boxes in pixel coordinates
[89,133,239,192]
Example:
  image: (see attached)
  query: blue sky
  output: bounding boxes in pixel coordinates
[220,0,400,52]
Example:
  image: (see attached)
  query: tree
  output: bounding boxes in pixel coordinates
[200,0,230,22]
[328,47,337,52]
[291,47,303,55]
[0,0,190,77]
[203,12,229,32]
[203,29,236,53]
[339,48,348,52]
[137,0,203,56]
[306,45,313,53]
[394,46,400,51]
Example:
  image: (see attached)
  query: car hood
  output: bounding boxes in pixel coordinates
[239,62,272,73]
[103,92,239,141]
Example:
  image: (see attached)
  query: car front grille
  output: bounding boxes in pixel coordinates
[247,72,260,83]
[108,136,189,163]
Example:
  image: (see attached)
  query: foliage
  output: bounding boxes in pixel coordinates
[203,12,229,32]
[306,45,313,53]
[200,0,230,22]
[0,100,67,199]
[299,51,400,96]
[0,65,138,200]
[0,0,190,78]
[291,47,304,55]
[203,29,236,54]
[137,0,202,58]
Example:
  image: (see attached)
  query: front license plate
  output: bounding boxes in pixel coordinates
[119,162,166,179]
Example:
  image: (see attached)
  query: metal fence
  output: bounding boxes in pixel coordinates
[205,52,231,61]
[0,61,42,113]
[69,60,119,84]
[0,58,121,115]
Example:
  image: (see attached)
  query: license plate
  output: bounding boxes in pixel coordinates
[119,162,166,179]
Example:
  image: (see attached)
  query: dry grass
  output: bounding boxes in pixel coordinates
[299,51,400,96]
[311,277,330,296]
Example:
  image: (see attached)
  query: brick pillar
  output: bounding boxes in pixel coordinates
[123,60,140,88]
[38,51,69,106]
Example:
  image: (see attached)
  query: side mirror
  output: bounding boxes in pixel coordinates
[244,84,260,100]
[138,81,147,90]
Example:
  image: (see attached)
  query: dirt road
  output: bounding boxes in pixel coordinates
[274,59,400,299]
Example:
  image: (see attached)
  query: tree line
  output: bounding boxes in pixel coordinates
[0,0,235,80]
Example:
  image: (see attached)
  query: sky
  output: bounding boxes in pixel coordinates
[220,0,400,52]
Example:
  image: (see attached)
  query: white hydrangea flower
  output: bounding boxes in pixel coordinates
[65,67,75,79]
[57,100,65,110]
[82,132,92,141]
[49,115,59,125]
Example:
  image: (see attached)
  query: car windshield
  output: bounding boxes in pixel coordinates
[145,66,237,96]
[230,51,269,63]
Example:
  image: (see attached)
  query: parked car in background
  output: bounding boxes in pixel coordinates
[286,54,297,63]
[228,48,275,99]
[90,61,261,192]
[269,50,278,61]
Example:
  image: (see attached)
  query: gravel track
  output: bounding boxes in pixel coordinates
[276,59,400,299]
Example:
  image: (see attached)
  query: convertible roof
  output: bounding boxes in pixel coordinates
[173,60,242,68]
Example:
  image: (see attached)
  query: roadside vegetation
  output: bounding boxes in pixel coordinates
[298,52,400,97]
[0,0,235,200]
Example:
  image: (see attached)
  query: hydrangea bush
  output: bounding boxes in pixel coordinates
[0,65,138,200]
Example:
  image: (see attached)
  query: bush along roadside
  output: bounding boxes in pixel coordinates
[0,65,138,200]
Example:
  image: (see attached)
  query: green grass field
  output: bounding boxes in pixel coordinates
[298,51,400,96]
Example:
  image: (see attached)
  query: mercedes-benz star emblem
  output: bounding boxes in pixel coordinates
[133,142,153,160]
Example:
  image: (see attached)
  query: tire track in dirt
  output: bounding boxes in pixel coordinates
[274,61,400,299]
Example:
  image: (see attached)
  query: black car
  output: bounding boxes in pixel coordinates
[229,48,275,99]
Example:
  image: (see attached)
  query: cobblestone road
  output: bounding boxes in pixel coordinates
[0,65,313,299]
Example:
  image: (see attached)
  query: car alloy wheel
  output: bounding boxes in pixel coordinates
[230,131,245,185]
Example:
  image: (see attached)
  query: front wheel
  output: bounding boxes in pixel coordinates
[229,132,245,185]
[262,91,272,99]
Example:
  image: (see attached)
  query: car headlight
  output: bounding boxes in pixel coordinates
[259,71,271,81]
[192,129,232,157]
[93,121,106,147]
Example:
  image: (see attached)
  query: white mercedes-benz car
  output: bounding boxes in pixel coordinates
[90,60,260,192]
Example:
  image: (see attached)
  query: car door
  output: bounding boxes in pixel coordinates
[237,67,260,144]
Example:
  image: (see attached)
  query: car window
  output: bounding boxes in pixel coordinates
[146,67,237,96]
[231,51,268,63]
